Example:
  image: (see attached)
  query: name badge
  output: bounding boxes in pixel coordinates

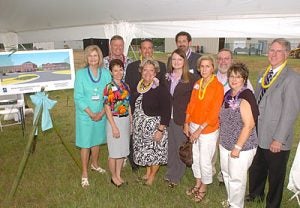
[112,86,118,91]
[193,83,200,90]
[91,95,100,100]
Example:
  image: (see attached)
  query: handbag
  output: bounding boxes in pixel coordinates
[179,138,193,167]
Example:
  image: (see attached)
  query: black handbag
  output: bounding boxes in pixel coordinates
[179,138,193,167]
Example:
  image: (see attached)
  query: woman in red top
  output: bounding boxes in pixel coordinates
[184,56,224,202]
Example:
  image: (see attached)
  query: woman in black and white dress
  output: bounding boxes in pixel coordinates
[131,58,171,185]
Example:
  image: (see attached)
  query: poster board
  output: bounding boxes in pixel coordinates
[0,49,75,95]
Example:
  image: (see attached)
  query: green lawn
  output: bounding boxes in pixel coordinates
[0,55,299,207]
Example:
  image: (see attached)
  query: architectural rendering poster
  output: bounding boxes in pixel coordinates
[0,49,75,95]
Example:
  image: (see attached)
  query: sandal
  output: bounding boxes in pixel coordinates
[186,186,200,196]
[81,177,89,188]
[193,191,206,202]
[221,200,230,208]
[168,182,177,188]
[91,164,106,173]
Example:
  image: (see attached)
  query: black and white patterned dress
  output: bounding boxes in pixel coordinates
[133,94,168,166]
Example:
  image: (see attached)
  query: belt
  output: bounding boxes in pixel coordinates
[113,114,128,118]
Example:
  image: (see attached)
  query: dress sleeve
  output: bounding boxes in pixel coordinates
[103,83,112,105]
[74,69,89,111]
[159,85,171,126]
[239,89,259,123]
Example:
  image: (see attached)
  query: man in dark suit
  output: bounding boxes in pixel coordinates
[170,31,201,78]
[125,39,166,93]
[125,38,166,171]
[246,38,300,208]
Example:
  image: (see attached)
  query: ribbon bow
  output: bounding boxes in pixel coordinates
[30,92,57,132]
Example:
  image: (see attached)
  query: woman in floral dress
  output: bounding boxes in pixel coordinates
[131,58,171,185]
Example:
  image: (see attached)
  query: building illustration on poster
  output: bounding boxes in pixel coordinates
[0,49,75,95]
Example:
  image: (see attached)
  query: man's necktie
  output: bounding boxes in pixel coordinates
[258,70,273,104]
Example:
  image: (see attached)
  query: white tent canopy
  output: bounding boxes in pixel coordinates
[1,0,300,52]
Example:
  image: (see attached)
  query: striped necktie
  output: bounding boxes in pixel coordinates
[258,70,273,104]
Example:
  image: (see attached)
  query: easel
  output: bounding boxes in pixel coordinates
[4,88,80,205]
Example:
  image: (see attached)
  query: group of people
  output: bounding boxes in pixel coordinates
[74,32,300,208]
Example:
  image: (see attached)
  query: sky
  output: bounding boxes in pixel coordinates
[0,51,71,67]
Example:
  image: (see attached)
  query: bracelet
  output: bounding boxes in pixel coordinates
[234,144,242,150]
[157,128,164,132]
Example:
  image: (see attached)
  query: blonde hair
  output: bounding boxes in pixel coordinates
[197,55,215,72]
[84,45,103,67]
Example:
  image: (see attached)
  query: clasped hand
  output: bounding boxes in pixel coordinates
[183,123,201,143]
[90,112,103,121]
[153,130,163,142]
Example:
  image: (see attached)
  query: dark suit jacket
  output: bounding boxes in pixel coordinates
[165,73,197,126]
[254,66,300,150]
[125,60,166,94]
[130,84,171,126]
[188,52,201,77]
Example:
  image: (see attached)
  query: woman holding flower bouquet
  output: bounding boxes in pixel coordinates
[219,63,259,208]
[131,58,171,186]
[104,59,131,187]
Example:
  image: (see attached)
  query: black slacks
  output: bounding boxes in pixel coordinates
[248,146,290,208]
[128,134,139,170]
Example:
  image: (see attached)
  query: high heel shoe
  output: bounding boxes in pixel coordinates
[91,164,106,173]
[111,178,122,188]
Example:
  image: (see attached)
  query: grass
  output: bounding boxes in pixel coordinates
[0,54,299,207]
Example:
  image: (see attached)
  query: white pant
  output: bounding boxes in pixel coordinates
[190,122,219,184]
[219,145,257,208]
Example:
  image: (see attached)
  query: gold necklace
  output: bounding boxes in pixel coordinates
[198,75,215,100]
[261,60,287,89]
[137,79,153,94]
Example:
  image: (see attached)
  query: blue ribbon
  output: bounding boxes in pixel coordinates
[30,92,57,132]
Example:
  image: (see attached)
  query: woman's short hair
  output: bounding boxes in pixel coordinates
[139,58,160,74]
[84,45,103,67]
[196,55,215,71]
[227,62,249,85]
[109,59,124,72]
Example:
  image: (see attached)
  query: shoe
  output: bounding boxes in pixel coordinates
[221,200,230,208]
[91,164,106,173]
[168,182,177,188]
[111,178,122,188]
[81,177,89,188]
[186,186,200,196]
[193,191,206,202]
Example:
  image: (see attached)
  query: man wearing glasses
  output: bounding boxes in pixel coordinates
[246,38,300,208]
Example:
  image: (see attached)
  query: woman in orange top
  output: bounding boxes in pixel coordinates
[184,56,224,202]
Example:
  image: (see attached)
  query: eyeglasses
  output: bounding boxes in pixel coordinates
[229,75,243,80]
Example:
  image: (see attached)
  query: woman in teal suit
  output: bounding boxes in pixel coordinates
[74,45,111,188]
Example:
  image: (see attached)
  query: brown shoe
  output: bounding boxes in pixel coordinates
[193,191,206,202]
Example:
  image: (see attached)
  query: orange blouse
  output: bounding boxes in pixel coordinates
[186,76,224,134]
